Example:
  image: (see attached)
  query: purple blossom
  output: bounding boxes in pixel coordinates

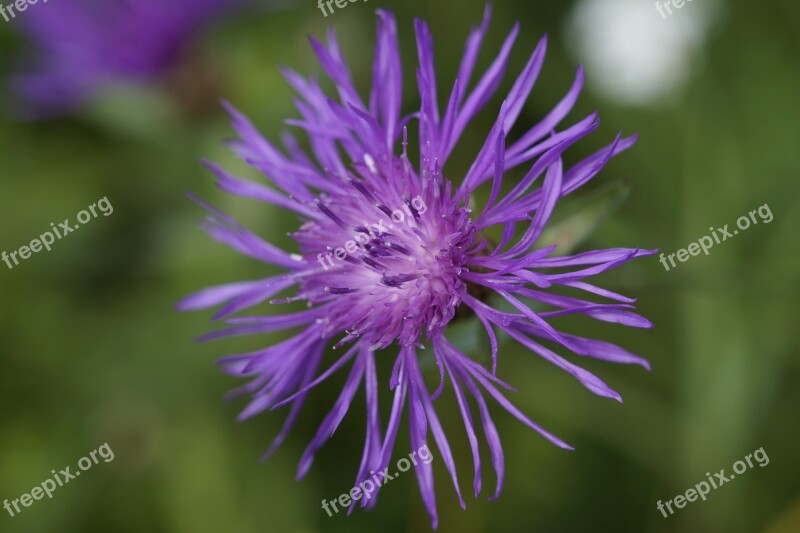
[181,6,655,528]
[9,0,244,117]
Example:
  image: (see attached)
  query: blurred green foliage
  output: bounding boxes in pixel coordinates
[0,0,798,532]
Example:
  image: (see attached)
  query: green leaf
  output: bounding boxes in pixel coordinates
[538,180,631,255]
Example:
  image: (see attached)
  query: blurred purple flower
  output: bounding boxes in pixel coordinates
[9,0,244,118]
[181,6,654,527]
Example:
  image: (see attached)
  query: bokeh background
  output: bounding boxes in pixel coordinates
[0,0,798,532]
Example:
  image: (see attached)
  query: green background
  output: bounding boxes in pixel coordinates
[0,0,798,532]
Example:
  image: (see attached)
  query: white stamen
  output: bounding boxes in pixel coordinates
[364,153,378,174]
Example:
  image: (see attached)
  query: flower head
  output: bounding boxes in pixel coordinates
[181,6,654,528]
[9,0,244,117]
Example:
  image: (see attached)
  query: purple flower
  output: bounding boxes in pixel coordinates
[9,0,244,117]
[181,6,654,527]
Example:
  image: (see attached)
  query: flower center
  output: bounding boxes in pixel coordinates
[294,171,475,349]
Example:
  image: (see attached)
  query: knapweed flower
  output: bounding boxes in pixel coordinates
[180,6,655,528]
[9,0,245,118]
